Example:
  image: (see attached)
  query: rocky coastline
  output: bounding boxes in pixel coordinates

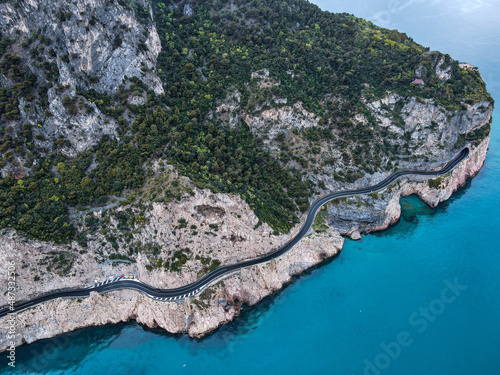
[0,0,494,355]
[0,134,489,352]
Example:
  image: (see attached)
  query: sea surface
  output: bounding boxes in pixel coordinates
[4,1,500,374]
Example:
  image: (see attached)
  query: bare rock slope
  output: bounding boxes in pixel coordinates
[0,0,163,158]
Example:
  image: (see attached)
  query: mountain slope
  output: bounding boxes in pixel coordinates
[0,0,494,350]
[0,0,493,243]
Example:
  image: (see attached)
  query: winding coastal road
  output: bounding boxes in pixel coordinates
[0,148,469,318]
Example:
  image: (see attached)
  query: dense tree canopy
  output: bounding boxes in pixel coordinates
[0,0,492,242]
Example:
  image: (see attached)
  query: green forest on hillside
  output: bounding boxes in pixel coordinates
[0,0,492,243]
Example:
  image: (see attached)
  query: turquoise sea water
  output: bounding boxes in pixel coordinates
[4,1,500,374]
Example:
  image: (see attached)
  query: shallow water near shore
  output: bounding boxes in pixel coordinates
[4,1,500,374]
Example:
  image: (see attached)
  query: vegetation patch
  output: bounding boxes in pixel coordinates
[0,1,492,245]
[312,207,329,233]
[428,177,444,189]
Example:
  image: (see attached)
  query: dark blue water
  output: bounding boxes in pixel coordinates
[4,1,500,374]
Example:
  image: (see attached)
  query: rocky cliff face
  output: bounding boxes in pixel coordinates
[0,0,163,95]
[0,0,163,159]
[324,95,492,238]
[216,68,493,237]
[326,133,490,239]
[366,92,492,160]
[400,134,489,207]
[0,126,491,352]
[0,180,344,351]
[215,68,493,189]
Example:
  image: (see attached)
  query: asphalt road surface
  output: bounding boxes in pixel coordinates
[0,148,469,318]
